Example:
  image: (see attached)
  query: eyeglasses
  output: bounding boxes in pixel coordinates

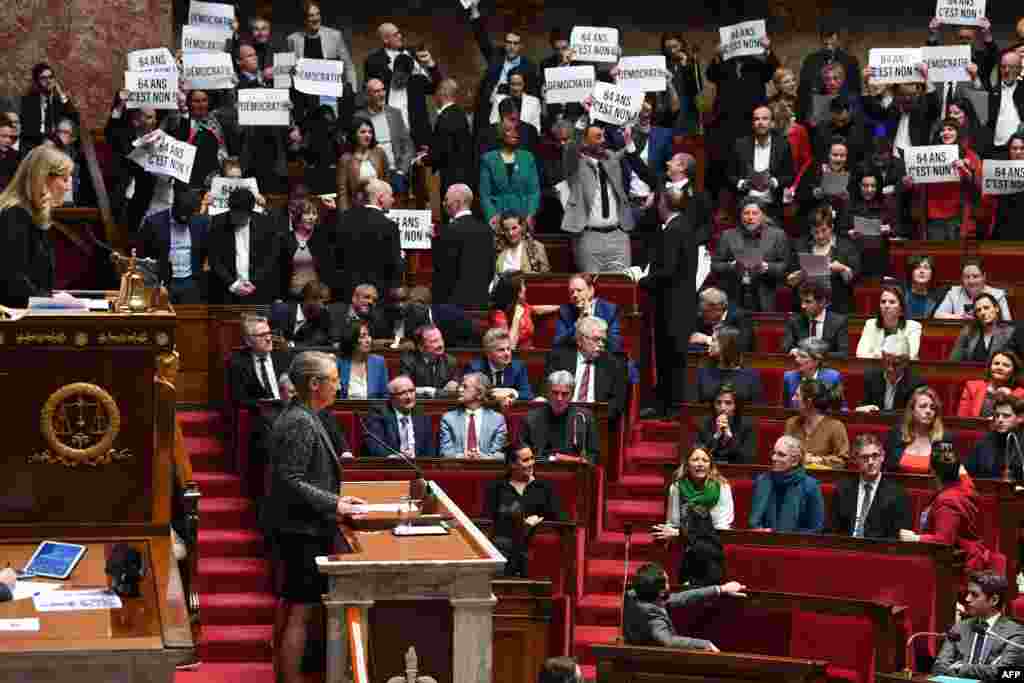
[391,388,415,397]
[251,331,273,339]
[859,453,884,462]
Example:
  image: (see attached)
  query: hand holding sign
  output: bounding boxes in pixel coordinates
[590,82,643,127]
[570,27,620,63]
[718,20,767,61]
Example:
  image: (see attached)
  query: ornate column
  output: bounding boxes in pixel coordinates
[450,596,498,683]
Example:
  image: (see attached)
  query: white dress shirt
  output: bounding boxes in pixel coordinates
[574,352,596,402]
[229,222,251,292]
[853,474,880,536]
[168,218,192,279]
[894,112,912,158]
[388,86,410,130]
[370,109,395,169]
[586,156,620,228]
[994,81,1022,147]
[395,411,416,455]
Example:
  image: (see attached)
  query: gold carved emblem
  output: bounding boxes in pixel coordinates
[97,331,149,345]
[74,332,89,347]
[31,383,134,467]
[16,330,66,345]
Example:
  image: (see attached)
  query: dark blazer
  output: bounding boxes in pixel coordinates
[706,53,779,140]
[693,306,755,353]
[695,367,765,406]
[861,94,938,149]
[280,223,336,299]
[711,226,791,312]
[20,92,78,151]
[623,587,718,649]
[781,311,849,358]
[729,133,796,212]
[463,357,534,400]
[860,367,926,412]
[362,404,436,458]
[207,213,284,304]
[0,206,55,307]
[361,50,442,147]
[830,476,912,539]
[327,302,392,343]
[933,615,1024,680]
[696,414,757,464]
[542,345,628,421]
[269,302,333,347]
[520,404,599,463]
[967,431,1024,481]
[136,210,210,286]
[986,82,1024,143]
[426,103,474,195]
[227,348,294,407]
[333,206,403,304]
[469,16,538,142]
[554,299,623,353]
[432,214,495,308]
[790,235,861,315]
[399,351,460,391]
[640,210,699,352]
[796,48,862,123]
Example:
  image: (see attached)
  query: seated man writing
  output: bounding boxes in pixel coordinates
[623,562,746,650]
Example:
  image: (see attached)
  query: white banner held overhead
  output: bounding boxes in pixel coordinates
[124,71,179,110]
[181,25,232,53]
[237,89,291,126]
[982,160,1024,195]
[905,144,960,184]
[543,65,596,105]
[293,58,345,97]
[616,56,667,93]
[128,133,197,185]
[273,52,297,89]
[935,0,986,26]
[590,82,644,127]
[188,0,235,30]
[921,45,971,83]
[868,48,924,85]
[182,52,235,90]
[389,210,433,249]
[570,26,620,63]
[718,20,767,61]
[208,177,263,215]
[126,48,177,74]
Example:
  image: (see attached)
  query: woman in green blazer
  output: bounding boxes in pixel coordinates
[479,124,540,228]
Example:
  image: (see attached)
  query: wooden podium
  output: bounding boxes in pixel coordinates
[0,307,193,681]
[591,644,828,683]
[319,481,505,683]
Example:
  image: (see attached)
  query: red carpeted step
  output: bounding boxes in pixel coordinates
[607,473,668,498]
[193,471,244,499]
[577,593,628,627]
[197,557,272,594]
[585,531,662,561]
[185,435,229,472]
[579,664,595,682]
[605,499,664,532]
[200,592,277,625]
[198,528,266,558]
[572,624,620,664]
[584,558,649,595]
[199,497,257,528]
[199,624,273,662]
[178,411,223,437]
[174,661,274,683]
[623,442,679,474]
[635,419,682,442]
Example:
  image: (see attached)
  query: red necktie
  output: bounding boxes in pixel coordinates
[467,412,478,452]
[576,362,591,401]
[809,320,817,338]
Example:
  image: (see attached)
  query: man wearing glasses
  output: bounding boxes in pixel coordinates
[363,375,437,458]
[856,336,925,413]
[830,434,911,539]
[542,316,627,421]
[20,63,78,153]
[228,315,295,406]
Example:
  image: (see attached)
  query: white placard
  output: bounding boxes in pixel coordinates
[0,619,40,631]
[543,65,595,105]
[127,48,177,74]
[982,160,1024,195]
[128,132,198,184]
[34,590,123,612]
[616,56,667,93]
[181,25,232,53]
[936,0,986,26]
[182,52,236,90]
[293,58,345,97]
[389,210,433,249]
[718,20,767,61]
[590,82,644,127]
[921,45,971,83]
[868,48,924,85]
[124,71,179,110]
[273,52,297,89]
[209,177,263,215]
[237,89,290,126]
[905,144,959,184]
[570,26,620,63]
[188,0,234,29]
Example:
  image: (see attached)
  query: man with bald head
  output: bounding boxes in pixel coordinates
[989,49,1024,155]
[423,78,474,208]
[334,178,403,303]
[355,78,416,196]
[432,184,494,308]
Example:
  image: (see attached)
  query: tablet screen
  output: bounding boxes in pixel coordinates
[24,542,86,579]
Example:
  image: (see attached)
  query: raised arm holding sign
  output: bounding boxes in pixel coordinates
[718,20,767,61]
[590,82,643,127]
[188,0,235,30]
[127,48,177,74]
[904,144,960,184]
[543,65,595,105]
[293,58,345,97]
[935,0,986,26]
[616,56,667,93]
[570,26,620,63]
[181,25,232,53]
[868,48,925,85]
[182,52,236,90]
[237,89,291,126]
[124,71,179,110]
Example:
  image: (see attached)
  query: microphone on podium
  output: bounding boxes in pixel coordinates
[904,628,960,675]
[358,415,436,513]
[617,522,634,645]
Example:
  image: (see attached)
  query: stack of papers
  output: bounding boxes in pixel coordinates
[33,589,122,612]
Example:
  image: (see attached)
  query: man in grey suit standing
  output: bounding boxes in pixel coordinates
[933,571,1024,680]
[561,101,637,272]
[439,373,508,458]
[355,80,416,197]
[623,562,747,650]
[286,1,358,92]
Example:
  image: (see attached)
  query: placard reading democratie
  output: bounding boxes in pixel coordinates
[273,53,296,89]
[616,56,667,93]
[293,59,345,97]
[237,89,290,126]
[127,48,177,74]
[129,134,197,184]
[543,65,595,105]
[124,71,179,110]
[719,20,767,61]
[935,0,986,26]
[188,0,234,29]
[570,27,619,63]
[590,82,643,127]
[389,210,433,249]
[868,48,924,85]
[208,177,263,215]
[182,52,235,90]
[905,144,959,184]
[181,25,232,52]
[921,45,971,83]
[982,160,1024,195]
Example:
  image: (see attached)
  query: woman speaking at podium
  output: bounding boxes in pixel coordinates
[0,145,74,308]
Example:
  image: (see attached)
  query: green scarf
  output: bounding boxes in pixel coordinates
[677,477,721,510]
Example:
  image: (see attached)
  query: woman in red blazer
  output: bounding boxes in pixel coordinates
[957,351,1024,418]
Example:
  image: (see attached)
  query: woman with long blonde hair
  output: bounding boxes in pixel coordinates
[0,145,74,307]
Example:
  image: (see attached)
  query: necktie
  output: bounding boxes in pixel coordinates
[944,82,954,116]
[494,369,503,387]
[854,480,874,537]
[258,356,273,397]
[400,416,411,453]
[597,164,610,219]
[467,412,478,452]
[972,625,987,664]
[576,362,592,401]
[809,320,817,338]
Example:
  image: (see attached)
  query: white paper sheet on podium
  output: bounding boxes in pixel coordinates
[350,503,403,514]
[798,253,829,278]
[12,581,64,601]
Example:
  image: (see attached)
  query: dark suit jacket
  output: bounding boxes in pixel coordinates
[696,415,757,464]
[967,431,1024,482]
[520,404,599,463]
[796,48,862,123]
[640,210,699,351]
[470,16,538,139]
[790,234,861,315]
[432,214,495,308]
[0,206,55,307]
[362,404,436,458]
[623,587,717,649]
[542,346,627,421]
[136,210,210,286]
[363,52,441,147]
[781,311,849,358]
[399,351,460,391]
[554,299,623,353]
[426,104,474,193]
[20,92,78,151]
[269,302,333,347]
[710,226,791,312]
[729,133,796,213]
[333,206,403,304]
[227,349,294,407]
[693,306,755,353]
[860,367,926,412]
[987,82,1024,143]
[706,54,779,140]
[207,213,284,304]
[933,615,1024,680]
[861,94,938,149]
[830,476,912,539]
[463,357,534,400]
